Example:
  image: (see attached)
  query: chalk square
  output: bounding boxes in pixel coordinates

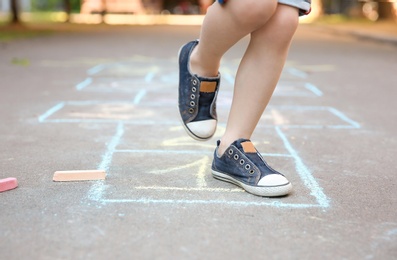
[92,124,327,208]
[39,101,181,124]
[103,152,317,206]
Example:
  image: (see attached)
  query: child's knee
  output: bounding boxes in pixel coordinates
[273,5,300,37]
[230,0,278,28]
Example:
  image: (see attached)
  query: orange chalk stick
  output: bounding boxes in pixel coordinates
[0,177,18,192]
[53,170,106,182]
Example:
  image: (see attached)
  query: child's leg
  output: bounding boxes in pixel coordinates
[218,4,299,155]
[189,0,278,78]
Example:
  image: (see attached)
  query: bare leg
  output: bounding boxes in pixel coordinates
[218,4,299,155]
[180,1,303,197]
[190,0,278,77]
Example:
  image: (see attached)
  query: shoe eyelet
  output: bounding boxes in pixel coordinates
[234,154,239,160]
[239,159,244,165]
[190,101,195,107]
[192,79,198,86]
[249,170,255,175]
[228,149,233,155]
[188,108,194,113]
[190,94,195,99]
[245,164,251,170]
[192,87,197,92]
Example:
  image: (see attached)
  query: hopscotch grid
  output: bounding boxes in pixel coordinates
[39,60,361,209]
[81,61,331,208]
[89,122,330,209]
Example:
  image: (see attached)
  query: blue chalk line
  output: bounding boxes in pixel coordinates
[38,102,65,123]
[304,82,323,96]
[102,198,324,208]
[88,122,124,203]
[275,126,330,208]
[75,77,93,91]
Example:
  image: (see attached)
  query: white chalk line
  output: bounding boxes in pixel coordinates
[38,102,65,123]
[196,156,209,188]
[275,126,330,208]
[327,107,361,129]
[75,77,93,91]
[87,122,124,202]
[133,89,147,105]
[87,64,106,76]
[134,186,243,193]
[101,198,323,209]
[304,83,323,96]
[98,122,124,171]
[287,67,307,79]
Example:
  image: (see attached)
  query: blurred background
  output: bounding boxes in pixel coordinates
[0,0,396,25]
[0,1,396,260]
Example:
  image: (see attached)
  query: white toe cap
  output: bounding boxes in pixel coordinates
[258,174,289,186]
[186,119,216,139]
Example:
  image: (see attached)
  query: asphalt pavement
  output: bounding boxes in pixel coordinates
[0,22,396,259]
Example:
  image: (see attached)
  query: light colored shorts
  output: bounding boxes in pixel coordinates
[278,0,311,15]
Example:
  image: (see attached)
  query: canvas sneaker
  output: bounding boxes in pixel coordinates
[178,40,220,141]
[212,139,292,197]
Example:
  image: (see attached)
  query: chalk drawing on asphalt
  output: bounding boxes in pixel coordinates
[37,57,362,209]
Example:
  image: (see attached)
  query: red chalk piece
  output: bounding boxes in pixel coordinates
[53,170,106,182]
[0,177,18,192]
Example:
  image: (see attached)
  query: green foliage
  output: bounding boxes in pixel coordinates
[11,58,30,66]
[0,30,52,42]
[70,0,81,12]
[31,0,81,12]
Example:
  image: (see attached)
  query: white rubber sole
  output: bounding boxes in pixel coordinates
[178,112,215,141]
[178,43,211,142]
[212,170,292,197]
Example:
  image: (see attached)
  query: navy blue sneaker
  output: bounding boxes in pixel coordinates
[212,139,292,197]
[178,40,220,141]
